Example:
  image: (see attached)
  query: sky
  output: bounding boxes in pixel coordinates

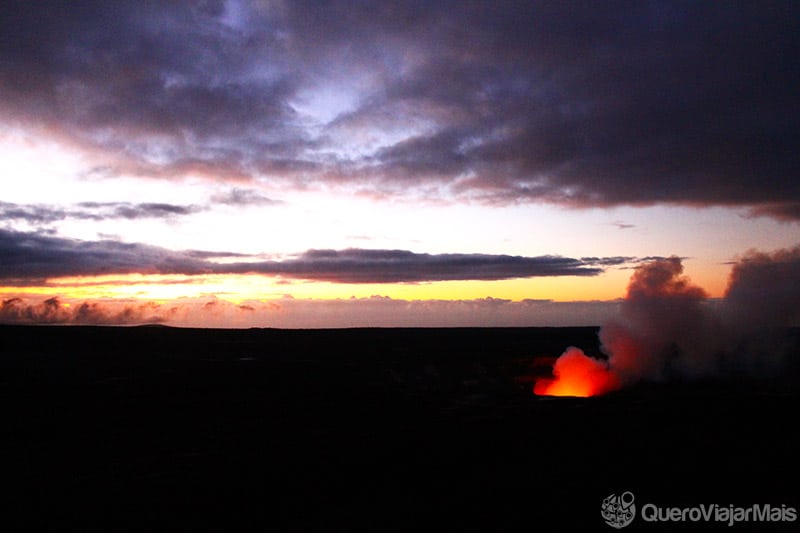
[1,1,798,328]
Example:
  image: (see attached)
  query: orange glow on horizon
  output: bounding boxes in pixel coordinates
[0,270,628,304]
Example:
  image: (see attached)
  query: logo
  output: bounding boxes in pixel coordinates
[602,491,636,529]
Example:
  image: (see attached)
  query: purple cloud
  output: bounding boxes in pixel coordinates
[0,2,797,217]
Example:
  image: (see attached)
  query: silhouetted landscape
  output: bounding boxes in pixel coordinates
[2,325,797,530]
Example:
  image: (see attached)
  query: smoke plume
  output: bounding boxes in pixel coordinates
[536,246,800,395]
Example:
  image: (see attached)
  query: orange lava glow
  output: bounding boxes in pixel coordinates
[533,347,621,397]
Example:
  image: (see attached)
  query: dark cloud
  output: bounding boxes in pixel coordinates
[77,202,203,219]
[612,221,636,230]
[183,249,251,260]
[0,0,308,179]
[225,248,618,283]
[0,229,210,282]
[210,188,282,207]
[0,201,202,224]
[745,202,800,222]
[578,256,632,267]
[0,202,67,225]
[0,229,632,284]
[1,2,797,217]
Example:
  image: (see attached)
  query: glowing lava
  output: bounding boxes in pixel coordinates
[533,347,621,397]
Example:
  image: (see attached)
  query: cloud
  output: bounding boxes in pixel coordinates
[745,202,800,223]
[0,294,619,328]
[222,249,624,283]
[240,296,619,329]
[76,202,203,219]
[0,1,308,180]
[0,229,210,283]
[0,202,65,224]
[210,188,282,207]
[0,229,633,284]
[0,2,797,217]
[612,221,635,230]
[0,296,165,325]
[0,200,202,224]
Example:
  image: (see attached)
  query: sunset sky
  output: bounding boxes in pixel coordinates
[1,1,798,327]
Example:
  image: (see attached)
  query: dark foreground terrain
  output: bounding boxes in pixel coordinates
[1,325,797,531]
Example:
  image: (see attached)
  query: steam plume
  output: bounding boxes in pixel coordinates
[535,246,800,395]
[599,257,722,381]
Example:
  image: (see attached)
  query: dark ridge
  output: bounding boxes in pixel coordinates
[1,325,797,530]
